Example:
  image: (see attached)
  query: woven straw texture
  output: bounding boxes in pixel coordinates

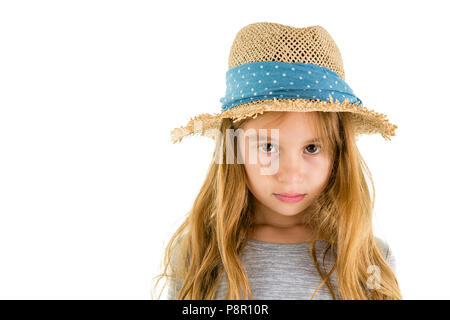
[171,22,398,143]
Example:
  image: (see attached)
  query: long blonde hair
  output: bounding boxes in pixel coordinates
[153,111,402,300]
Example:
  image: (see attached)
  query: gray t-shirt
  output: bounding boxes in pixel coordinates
[167,236,396,300]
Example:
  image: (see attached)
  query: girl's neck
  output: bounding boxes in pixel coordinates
[248,223,317,244]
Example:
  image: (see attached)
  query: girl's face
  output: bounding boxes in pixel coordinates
[237,111,332,222]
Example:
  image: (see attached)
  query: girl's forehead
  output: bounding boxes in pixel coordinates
[242,111,316,131]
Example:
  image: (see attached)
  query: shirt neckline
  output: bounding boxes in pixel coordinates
[245,240,335,260]
[247,238,313,245]
[245,238,323,252]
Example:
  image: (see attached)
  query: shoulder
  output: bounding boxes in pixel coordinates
[166,235,188,299]
[374,236,391,257]
[374,236,397,274]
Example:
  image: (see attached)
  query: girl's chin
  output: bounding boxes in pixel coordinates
[270,206,305,216]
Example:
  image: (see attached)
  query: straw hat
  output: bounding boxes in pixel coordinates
[170,22,398,144]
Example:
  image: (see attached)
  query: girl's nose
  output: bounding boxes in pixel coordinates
[275,152,304,184]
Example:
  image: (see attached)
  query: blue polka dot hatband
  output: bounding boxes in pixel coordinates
[171,22,398,143]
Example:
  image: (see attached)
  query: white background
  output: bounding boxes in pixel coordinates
[0,0,448,299]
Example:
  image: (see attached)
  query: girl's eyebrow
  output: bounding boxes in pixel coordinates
[248,134,321,143]
[304,137,322,143]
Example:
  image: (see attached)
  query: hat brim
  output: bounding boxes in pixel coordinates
[170,95,398,144]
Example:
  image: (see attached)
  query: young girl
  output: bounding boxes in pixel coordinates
[154,22,401,300]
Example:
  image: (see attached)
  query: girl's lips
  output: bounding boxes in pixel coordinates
[273,193,306,203]
[277,193,304,197]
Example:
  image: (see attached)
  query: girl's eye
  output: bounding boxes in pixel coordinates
[258,143,278,154]
[257,143,321,155]
[305,144,321,155]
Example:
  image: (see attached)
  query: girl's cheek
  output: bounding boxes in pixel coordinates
[260,154,279,167]
[252,148,275,167]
